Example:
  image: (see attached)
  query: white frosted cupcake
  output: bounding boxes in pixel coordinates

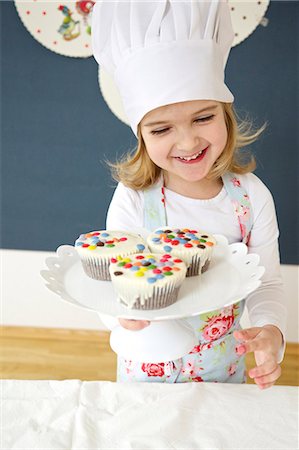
[109,253,187,310]
[75,230,147,280]
[147,227,216,277]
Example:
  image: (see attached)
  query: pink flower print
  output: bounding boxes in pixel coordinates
[141,362,165,377]
[182,362,195,377]
[221,305,234,317]
[188,342,213,354]
[161,186,166,206]
[200,342,213,352]
[232,198,249,217]
[240,223,247,239]
[202,313,235,342]
[234,203,250,221]
[231,177,241,187]
[191,376,204,382]
[241,206,250,219]
[189,345,201,354]
[228,363,237,376]
[182,361,204,378]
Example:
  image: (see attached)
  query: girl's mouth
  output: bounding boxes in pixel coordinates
[174,147,208,164]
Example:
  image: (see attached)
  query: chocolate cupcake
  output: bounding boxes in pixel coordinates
[75,230,147,280]
[147,227,216,277]
[109,252,187,309]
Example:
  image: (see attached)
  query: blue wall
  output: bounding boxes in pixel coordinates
[1,1,298,264]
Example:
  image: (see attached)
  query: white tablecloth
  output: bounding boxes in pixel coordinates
[2,380,298,449]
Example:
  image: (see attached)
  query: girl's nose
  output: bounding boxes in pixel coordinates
[176,129,200,152]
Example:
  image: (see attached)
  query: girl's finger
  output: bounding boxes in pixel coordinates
[243,337,272,354]
[249,359,278,379]
[256,381,275,390]
[118,318,150,331]
[253,365,282,386]
[233,328,262,341]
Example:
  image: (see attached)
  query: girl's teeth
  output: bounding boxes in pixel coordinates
[179,150,203,161]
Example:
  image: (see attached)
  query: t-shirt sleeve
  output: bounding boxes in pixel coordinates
[244,174,287,362]
[106,182,144,231]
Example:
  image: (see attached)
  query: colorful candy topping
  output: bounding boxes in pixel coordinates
[110,254,184,284]
[75,231,145,251]
[150,228,215,251]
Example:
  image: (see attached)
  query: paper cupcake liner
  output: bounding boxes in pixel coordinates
[201,258,211,273]
[186,255,202,277]
[81,256,111,281]
[120,285,180,310]
[186,255,212,277]
[79,247,148,281]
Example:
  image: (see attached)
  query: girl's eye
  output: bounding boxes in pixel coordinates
[194,114,214,123]
[151,128,170,135]
[150,114,214,135]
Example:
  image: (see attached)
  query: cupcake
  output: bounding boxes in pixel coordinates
[75,230,147,280]
[147,227,216,277]
[109,253,187,310]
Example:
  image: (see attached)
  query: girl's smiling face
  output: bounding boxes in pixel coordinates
[140,100,228,194]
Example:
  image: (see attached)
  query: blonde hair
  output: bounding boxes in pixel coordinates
[108,103,266,190]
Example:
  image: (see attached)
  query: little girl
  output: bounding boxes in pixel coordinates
[92,0,287,388]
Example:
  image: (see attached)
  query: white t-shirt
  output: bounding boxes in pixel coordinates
[106,172,287,361]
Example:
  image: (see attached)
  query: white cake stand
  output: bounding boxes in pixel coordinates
[41,235,264,363]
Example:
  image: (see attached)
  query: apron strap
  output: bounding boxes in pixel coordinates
[143,178,167,231]
[222,172,253,245]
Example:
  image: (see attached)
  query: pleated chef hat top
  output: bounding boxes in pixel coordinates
[92,0,234,136]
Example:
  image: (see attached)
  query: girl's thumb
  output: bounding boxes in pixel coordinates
[234,327,261,341]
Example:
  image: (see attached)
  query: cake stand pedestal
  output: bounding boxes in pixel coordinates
[109,319,198,362]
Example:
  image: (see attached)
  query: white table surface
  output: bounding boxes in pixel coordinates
[2,380,298,449]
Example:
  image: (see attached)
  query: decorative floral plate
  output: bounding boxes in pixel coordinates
[15,1,95,57]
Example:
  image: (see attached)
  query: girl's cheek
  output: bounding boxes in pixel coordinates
[146,147,162,164]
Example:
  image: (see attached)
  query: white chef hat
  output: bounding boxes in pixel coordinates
[92,0,234,136]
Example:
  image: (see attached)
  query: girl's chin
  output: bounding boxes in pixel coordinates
[175,166,209,180]
[166,171,208,186]
[162,163,212,184]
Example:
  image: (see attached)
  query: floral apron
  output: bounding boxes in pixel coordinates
[117,172,253,383]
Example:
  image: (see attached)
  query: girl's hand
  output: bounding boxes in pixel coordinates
[234,325,283,390]
[118,318,151,331]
